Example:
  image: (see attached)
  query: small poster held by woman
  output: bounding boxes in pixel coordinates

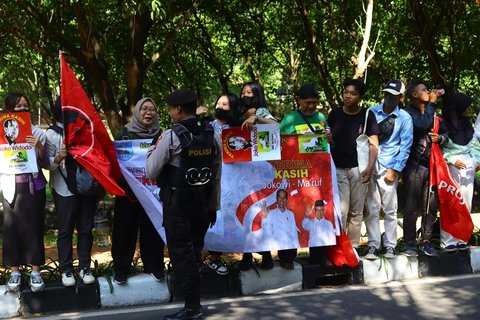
[0,112,38,174]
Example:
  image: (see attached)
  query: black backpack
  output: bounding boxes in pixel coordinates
[48,125,105,196]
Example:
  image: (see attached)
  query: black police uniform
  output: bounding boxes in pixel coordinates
[146,117,221,311]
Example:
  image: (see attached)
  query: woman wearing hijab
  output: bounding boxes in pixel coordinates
[442,92,480,251]
[46,97,98,287]
[111,97,165,284]
[1,93,49,293]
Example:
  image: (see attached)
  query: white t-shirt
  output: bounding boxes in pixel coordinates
[261,207,300,250]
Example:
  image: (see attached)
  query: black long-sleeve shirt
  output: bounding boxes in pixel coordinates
[404,103,448,169]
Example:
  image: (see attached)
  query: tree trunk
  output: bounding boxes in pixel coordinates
[71,3,123,136]
[353,0,375,80]
[125,11,153,122]
[296,0,338,108]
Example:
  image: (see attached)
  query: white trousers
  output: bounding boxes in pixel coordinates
[336,167,368,248]
[440,157,475,247]
[365,171,399,249]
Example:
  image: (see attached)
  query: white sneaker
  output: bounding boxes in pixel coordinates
[384,247,396,259]
[79,268,95,285]
[30,273,45,292]
[62,272,76,287]
[364,246,378,260]
[6,273,21,292]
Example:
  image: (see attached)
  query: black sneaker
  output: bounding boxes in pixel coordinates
[206,259,229,275]
[444,245,458,253]
[114,273,127,285]
[457,243,470,251]
[260,253,274,270]
[239,253,253,271]
[150,271,165,282]
[419,242,438,257]
[164,307,203,320]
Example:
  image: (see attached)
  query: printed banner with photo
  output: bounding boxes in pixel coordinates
[205,134,338,253]
[114,139,166,242]
[222,123,281,163]
[0,112,38,174]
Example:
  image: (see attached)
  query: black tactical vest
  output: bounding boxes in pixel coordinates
[159,123,216,189]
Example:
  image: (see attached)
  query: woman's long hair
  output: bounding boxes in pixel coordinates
[240,82,266,110]
[4,93,30,112]
[214,93,244,127]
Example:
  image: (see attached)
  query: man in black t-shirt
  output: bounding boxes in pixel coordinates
[327,79,380,248]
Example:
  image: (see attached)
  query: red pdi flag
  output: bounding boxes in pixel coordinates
[429,116,473,242]
[60,53,126,196]
[325,215,359,268]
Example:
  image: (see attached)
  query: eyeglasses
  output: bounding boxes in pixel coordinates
[140,107,157,113]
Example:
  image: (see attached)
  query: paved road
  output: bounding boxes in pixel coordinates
[24,274,480,320]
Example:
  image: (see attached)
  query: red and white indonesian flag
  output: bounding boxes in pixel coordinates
[60,53,125,196]
[430,116,473,242]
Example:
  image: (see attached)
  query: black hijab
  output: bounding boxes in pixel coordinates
[443,93,473,146]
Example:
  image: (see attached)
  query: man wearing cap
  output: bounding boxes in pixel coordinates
[364,80,413,260]
[280,84,329,135]
[146,89,222,320]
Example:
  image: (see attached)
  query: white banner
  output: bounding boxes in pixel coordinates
[114,136,340,253]
[114,139,166,243]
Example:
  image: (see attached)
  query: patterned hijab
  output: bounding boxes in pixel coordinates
[124,97,161,138]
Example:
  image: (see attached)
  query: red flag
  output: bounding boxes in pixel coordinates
[325,214,359,268]
[60,54,125,196]
[430,116,473,242]
[325,231,359,268]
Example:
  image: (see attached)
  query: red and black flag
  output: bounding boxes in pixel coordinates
[60,53,125,196]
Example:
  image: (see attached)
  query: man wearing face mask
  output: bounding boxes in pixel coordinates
[364,80,413,260]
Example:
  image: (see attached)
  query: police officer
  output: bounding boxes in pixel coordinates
[146,89,221,320]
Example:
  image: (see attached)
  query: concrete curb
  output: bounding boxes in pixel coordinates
[0,287,19,319]
[470,247,480,273]
[98,274,170,308]
[239,261,303,295]
[2,249,480,318]
[361,255,419,284]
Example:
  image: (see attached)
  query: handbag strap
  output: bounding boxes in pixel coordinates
[362,109,369,134]
[296,110,317,134]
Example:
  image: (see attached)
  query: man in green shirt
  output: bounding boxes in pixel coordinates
[278,84,332,267]
[280,84,329,135]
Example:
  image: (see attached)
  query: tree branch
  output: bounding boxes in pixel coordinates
[146,0,203,71]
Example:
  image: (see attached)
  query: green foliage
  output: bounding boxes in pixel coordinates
[1,0,480,129]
